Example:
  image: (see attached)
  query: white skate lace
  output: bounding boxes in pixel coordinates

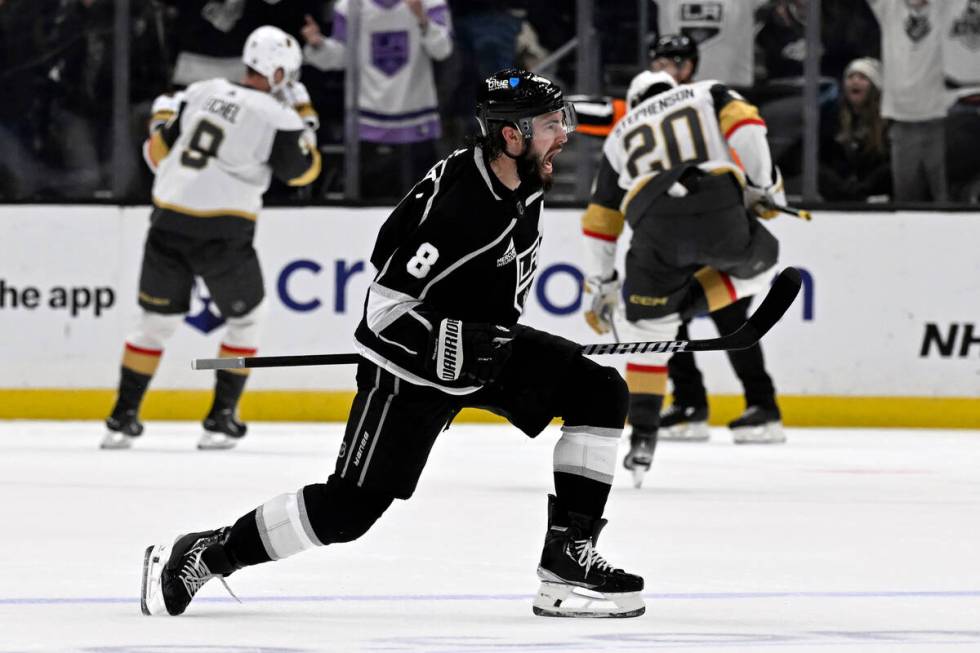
[573,538,616,577]
[180,538,241,603]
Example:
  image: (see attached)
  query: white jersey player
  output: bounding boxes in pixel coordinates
[581,71,786,486]
[102,26,321,452]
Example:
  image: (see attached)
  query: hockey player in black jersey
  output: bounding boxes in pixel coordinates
[140,69,645,619]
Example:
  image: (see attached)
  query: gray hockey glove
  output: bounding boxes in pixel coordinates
[583,272,620,335]
[429,319,515,385]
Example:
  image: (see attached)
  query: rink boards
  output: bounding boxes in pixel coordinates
[0,205,977,427]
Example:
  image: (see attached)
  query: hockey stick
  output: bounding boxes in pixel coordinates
[192,268,802,370]
[579,266,801,355]
[761,200,812,221]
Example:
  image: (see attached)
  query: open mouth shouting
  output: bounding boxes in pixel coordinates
[542,147,562,175]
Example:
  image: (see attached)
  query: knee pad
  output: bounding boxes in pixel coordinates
[302,475,394,545]
[563,358,629,429]
[222,299,266,350]
[126,310,182,350]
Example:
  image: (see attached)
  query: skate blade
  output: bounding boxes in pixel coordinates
[629,464,651,489]
[732,423,786,445]
[533,582,645,618]
[659,422,710,442]
[197,432,238,450]
[140,543,171,616]
[100,431,133,450]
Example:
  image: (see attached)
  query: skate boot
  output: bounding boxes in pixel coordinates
[659,403,710,442]
[729,405,785,444]
[622,428,657,488]
[198,409,247,450]
[141,527,239,616]
[534,495,644,618]
[100,408,143,450]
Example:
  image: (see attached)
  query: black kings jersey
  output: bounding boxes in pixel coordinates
[354,146,545,394]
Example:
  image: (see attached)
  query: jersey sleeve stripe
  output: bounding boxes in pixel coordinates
[294,103,317,120]
[723,117,766,140]
[365,282,422,334]
[581,203,625,240]
[144,131,170,168]
[583,229,619,242]
[287,148,322,187]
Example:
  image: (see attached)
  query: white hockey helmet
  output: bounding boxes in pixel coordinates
[242,25,302,93]
[626,70,678,109]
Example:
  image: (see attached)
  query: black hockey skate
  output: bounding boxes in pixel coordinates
[729,405,785,444]
[100,408,143,450]
[534,495,644,618]
[198,408,247,450]
[141,527,238,616]
[622,428,657,488]
[659,403,710,442]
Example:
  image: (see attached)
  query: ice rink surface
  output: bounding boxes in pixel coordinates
[1,420,979,653]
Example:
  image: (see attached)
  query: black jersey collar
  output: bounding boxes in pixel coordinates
[475,146,546,209]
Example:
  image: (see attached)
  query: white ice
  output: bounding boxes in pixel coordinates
[1,421,979,653]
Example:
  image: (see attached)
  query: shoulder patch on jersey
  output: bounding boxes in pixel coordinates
[497,238,517,267]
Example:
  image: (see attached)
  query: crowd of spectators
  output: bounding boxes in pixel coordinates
[0,0,978,204]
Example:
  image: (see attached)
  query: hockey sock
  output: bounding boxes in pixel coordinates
[629,393,665,432]
[201,533,243,576]
[224,509,273,568]
[209,370,248,415]
[553,473,610,525]
[111,366,152,415]
[552,426,620,521]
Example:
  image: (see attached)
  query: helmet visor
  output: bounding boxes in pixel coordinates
[523,102,578,138]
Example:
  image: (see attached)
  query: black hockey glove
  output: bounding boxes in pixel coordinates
[428,319,515,385]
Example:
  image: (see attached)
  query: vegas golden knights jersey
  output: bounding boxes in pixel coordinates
[582,81,776,281]
[147,78,320,238]
[601,80,754,198]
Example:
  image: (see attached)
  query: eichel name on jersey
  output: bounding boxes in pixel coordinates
[354,145,545,395]
[144,78,321,240]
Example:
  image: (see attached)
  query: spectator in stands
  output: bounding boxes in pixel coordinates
[654,0,766,89]
[944,0,980,203]
[45,0,164,199]
[443,1,521,146]
[866,0,949,202]
[818,57,891,201]
[162,0,251,86]
[301,0,452,201]
[756,0,879,84]
[449,1,521,78]
[0,1,50,199]
[161,0,322,87]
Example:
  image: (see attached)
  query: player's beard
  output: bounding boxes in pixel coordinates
[517,148,554,193]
